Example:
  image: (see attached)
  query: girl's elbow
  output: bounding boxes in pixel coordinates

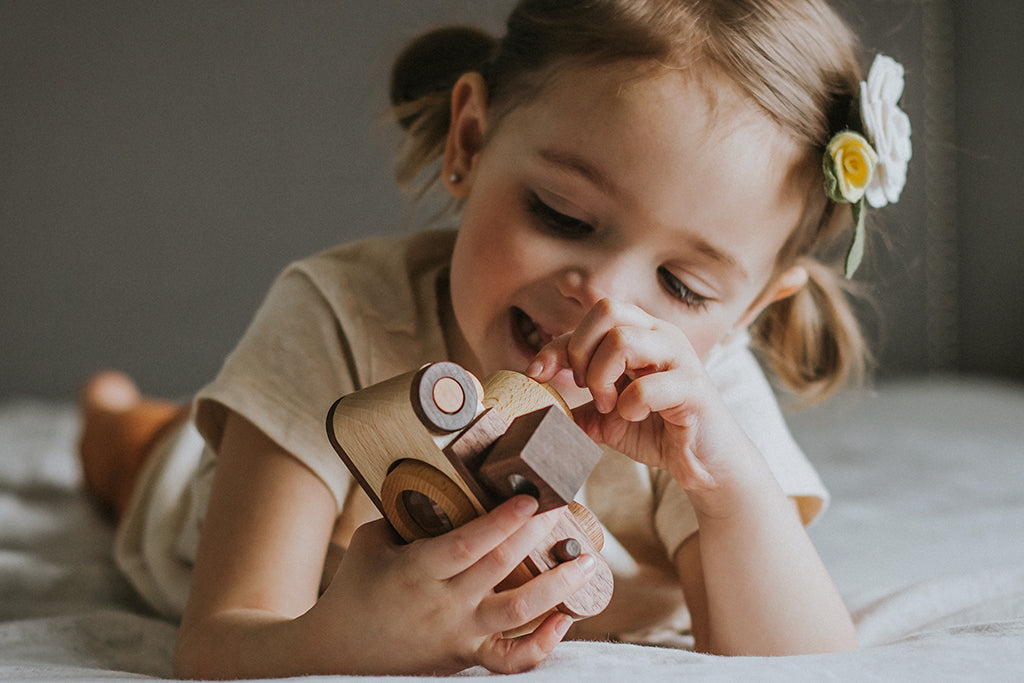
[173,623,223,680]
[172,632,200,680]
[830,624,860,653]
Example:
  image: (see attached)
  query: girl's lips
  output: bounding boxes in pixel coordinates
[511,307,589,406]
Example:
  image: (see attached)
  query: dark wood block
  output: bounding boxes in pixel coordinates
[477,406,602,512]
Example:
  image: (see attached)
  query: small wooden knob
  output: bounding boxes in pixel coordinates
[552,538,582,563]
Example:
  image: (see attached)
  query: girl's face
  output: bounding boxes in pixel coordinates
[445,64,812,405]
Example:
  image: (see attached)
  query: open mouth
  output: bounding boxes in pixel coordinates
[512,307,553,354]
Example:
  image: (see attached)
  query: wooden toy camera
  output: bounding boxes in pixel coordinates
[326,362,613,623]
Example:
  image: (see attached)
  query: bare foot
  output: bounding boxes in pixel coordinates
[78,371,186,519]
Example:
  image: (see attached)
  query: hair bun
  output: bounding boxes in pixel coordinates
[390,26,496,126]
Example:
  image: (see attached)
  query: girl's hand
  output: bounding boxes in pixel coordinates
[528,298,747,497]
[311,495,597,675]
[529,300,859,655]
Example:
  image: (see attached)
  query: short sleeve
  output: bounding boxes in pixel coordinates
[194,267,358,509]
[653,333,829,559]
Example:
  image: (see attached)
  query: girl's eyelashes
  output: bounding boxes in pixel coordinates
[657,266,711,311]
[526,191,710,312]
[526,192,594,238]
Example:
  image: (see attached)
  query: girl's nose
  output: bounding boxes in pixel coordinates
[556,258,638,310]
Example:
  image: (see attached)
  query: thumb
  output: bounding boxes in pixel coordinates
[349,517,403,550]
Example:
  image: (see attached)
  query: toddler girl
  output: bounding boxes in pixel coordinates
[80,0,910,676]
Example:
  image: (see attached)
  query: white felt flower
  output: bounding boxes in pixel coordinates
[859,54,912,208]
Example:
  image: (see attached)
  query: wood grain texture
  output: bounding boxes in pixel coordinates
[380,459,477,542]
[482,370,571,420]
[442,408,508,508]
[477,406,603,513]
[327,362,614,624]
[326,368,486,517]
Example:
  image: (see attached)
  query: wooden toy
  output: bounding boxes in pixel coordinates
[326,361,613,623]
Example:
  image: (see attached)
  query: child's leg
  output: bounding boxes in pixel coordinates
[78,371,189,521]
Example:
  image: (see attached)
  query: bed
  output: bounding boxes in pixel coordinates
[2,376,1022,681]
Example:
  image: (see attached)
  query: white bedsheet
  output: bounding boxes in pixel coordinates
[2,376,1022,681]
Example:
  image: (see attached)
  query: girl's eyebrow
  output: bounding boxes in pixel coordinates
[537,147,620,198]
[537,147,748,283]
[689,237,748,284]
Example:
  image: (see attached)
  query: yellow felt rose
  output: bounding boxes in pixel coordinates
[824,131,878,204]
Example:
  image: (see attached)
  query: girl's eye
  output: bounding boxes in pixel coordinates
[658,266,711,311]
[527,193,593,238]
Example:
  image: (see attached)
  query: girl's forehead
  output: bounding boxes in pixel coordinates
[497,64,810,273]
[505,63,794,175]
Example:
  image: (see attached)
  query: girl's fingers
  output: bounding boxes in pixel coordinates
[565,300,652,387]
[474,554,596,635]
[529,300,690,414]
[583,324,665,414]
[616,371,696,423]
[577,323,689,416]
[527,333,572,384]
[453,508,563,596]
[528,301,647,387]
[474,612,574,675]
[530,300,650,385]
[414,495,539,580]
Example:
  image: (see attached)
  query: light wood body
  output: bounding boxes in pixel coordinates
[326,362,613,620]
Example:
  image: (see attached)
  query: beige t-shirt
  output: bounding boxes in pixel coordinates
[119,228,827,637]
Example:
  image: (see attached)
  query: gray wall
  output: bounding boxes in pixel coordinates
[2,1,1021,400]
[952,1,1024,380]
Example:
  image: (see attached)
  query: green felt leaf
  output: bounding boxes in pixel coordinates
[823,153,843,203]
[844,199,866,279]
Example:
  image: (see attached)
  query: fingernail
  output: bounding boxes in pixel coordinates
[578,554,596,572]
[555,614,573,637]
[526,359,543,378]
[514,495,538,516]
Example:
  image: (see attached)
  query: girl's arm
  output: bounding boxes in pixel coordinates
[529,299,857,656]
[175,410,595,678]
[174,410,339,679]
[673,464,858,655]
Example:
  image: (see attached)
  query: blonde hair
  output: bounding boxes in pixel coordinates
[390,0,869,403]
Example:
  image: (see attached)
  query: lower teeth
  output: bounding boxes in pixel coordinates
[517,311,543,350]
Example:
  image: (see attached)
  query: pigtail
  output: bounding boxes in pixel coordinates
[752,258,869,405]
[389,26,497,199]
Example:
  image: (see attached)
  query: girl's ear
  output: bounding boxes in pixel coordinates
[735,265,809,330]
[443,73,489,199]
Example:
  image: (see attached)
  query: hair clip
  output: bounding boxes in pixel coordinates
[823,54,912,278]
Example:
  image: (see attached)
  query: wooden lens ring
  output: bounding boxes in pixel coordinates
[380,459,477,542]
[410,362,479,434]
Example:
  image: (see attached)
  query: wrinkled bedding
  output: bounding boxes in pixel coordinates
[2,376,1022,681]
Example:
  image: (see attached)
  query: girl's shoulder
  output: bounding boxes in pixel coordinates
[274,228,458,387]
[270,228,457,339]
[292,228,458,291]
